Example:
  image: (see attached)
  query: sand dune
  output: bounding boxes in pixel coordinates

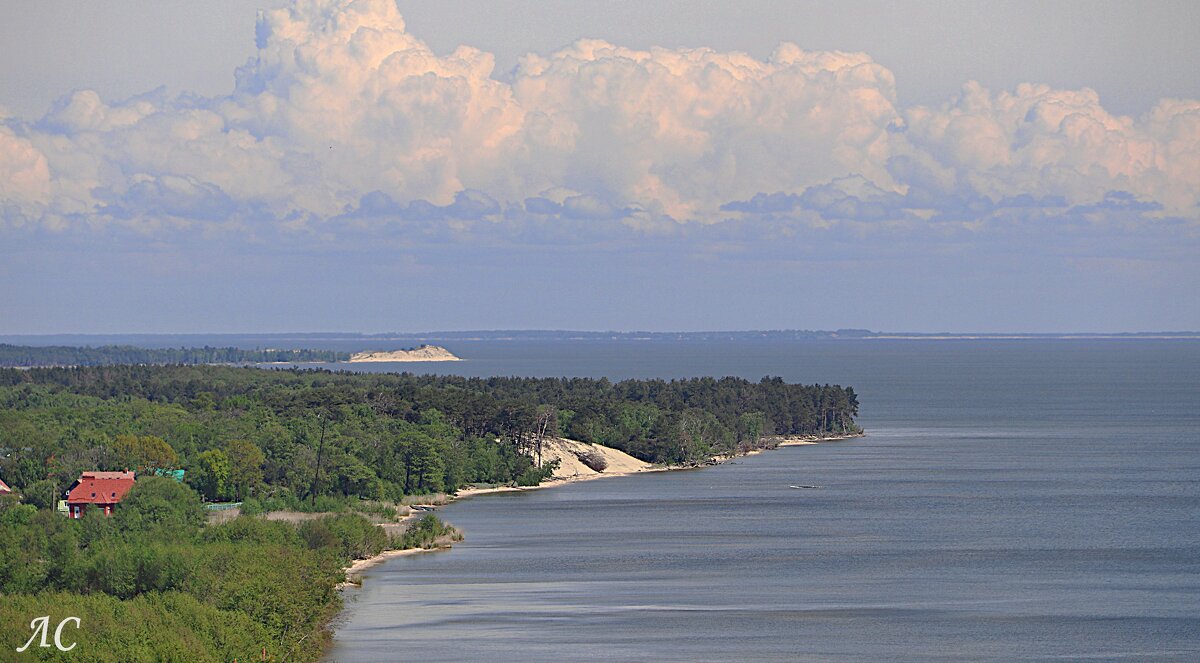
[349,345,461,362]
[454,437,660,499]
[538,437,654,478]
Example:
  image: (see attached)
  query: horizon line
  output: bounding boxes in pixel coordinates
[2,329,1199,338]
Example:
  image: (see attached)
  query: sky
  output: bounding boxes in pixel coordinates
[1,0,1197,334]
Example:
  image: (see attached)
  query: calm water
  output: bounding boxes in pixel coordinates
[325,340,1200,662]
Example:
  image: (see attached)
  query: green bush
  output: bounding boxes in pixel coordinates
[200,514,299,547]
[21,478,61,511]
[395,514,462,550]
[0,591,271,662]
[0,509,345,662]
[516,458,559,486]
[237,496,264,515]
[113,476,205,536]
[299,513,388,563]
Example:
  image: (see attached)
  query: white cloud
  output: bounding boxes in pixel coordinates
[0,125,50,210]
[1,0,1197,235]
[899,82,1200,212]
[506,40,901,220]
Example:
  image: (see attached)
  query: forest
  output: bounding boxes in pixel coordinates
[0,364,858,660]
[0,475,446,661]
[0,365,860,506]
[0,344,349,367]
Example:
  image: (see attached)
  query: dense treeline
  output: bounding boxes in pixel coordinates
[0,344,350,367]
[0,365,858,505]
[0,477,450,661]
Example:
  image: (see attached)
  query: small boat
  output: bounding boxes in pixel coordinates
[789,484,822,489]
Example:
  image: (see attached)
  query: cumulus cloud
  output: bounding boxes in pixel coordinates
[898,82,1200,213]
[0,0,1197,236]
[0,125,51,210]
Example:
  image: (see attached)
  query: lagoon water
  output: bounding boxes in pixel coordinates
[324,340,1200,662]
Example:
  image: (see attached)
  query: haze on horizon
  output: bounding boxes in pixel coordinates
[1,0,1197,335]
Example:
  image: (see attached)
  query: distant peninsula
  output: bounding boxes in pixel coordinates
[0,344,350,368]
[349,345,461,362]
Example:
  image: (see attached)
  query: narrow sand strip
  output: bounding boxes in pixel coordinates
[341,432,863,584]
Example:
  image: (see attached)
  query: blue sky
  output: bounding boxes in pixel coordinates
[1,0,1197,333]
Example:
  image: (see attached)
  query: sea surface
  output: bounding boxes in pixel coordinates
[317,340,1200,662]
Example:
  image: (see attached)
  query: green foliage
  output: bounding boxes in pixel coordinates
[0,506,364,662]
[238,496,265,515]
[110,434,179,472]
[395,514,462,550]
[189,449,230,501]
[516,458,559,486]
[112,476,205,535]
[22,478,61,510]
[0,365,859,502]
[0,493,21,512]
[221,438,264,500]
[738,411,768,447]
[299,513,389,563]
[200,514,300,547]
[0,591,272,663]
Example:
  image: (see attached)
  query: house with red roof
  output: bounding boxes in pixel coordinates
[0,478,11,495]
[65,471,136,519]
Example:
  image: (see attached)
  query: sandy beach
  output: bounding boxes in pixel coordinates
[339,438,662,583]
[339,433,862,584]
[775,432,864,447]
[454,437,666,498]
[338,547,442,588]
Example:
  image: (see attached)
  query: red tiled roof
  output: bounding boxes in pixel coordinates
[0,478,10,494]
[80,471,135,481]
[66,475,136,505]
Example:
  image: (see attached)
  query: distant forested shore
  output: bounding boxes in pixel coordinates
[0,365,860,500]
[0,343,350,367]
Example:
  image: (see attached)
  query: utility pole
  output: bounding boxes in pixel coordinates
[310,413,327,506]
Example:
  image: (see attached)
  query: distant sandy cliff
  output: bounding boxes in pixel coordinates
[348,345,462,362]
[538,438,654,479]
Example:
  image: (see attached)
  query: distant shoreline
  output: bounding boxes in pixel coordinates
[4,330,1198,350]
[7,331,1195,368]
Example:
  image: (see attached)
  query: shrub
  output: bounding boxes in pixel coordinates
[0,591,272,663]
[299,513,388,563]
[395,515,462,550]
[21,478,61,510]
[113,476,205,536]
[201,515,300,547]
[575,448,609,472]
[516,458,560,486]
[238,497,263,516]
